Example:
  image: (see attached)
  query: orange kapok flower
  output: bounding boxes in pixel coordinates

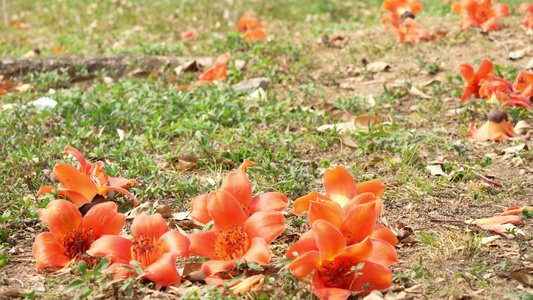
[519,3,533,29]
[51,46,67,53]
[385,18,430,45]
[501,206,533,216]
[88,213,190,287]
[452,0,509,31]
[205,274,265,295]
[288,220,393,300]
[33,200,125,271]
[459,58,493,102]
[181,29,200,41]
[182,53,231,91]
[381,0,422,24]
[190,159,288,225]
[23,48,40,57]
[188,189,284,277]
[287,200,398,268]
[468,109,531,142]
[242,28,265,42]
[513,71,533,97]
[236,12,267,32]
[37,146,138,210]
[479,75,532,108]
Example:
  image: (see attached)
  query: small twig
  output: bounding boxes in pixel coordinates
[12,278,24,288]
[429,218,465,223]
[489,37,509,59]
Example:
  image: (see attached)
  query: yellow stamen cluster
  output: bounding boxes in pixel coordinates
[213,225,250,261]
[131,233,163,266]
[62,227,95,259]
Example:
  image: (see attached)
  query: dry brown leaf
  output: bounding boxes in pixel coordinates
[15,83,31,92]
[0,288,31,298]
[171,156,199,170]
[409,86,432,99]
[125,202,173,219]
[510,269,533,286]
[215,157,235,167]
[514,120,532,135]
[509,48,529,60]
[330,110,355,122]
[354,114,383,129]
[500,144,528,155]
[366,62,391,73]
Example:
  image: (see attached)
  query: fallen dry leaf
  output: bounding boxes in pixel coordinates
[510,268,533,286]
[409,86,432,99]
[125,202,173,219]
[500,144,528,155]
[170,156,199,170]
[366,61,391,73]
[514,120,532,135]
[354,114,383,129]
[426,164,445,176]
[509,48,529,60]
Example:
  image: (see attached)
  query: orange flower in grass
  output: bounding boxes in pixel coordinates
[190,159,288,225]
[288,220,393,300]
[33,200,125,271]
[452,0,509,31]
[459,58,493,102]
[468,109,531,142]
[188,189,285,277]
[381,0,422,24]
[237,12,267,32]
[242,28,266,42]
[519,3,533,29]
[181,29,199,41]
[479,75,532,109]
[37,146,138,212]
[513,72,533,97]
[501,206,533,216]
[287,200,398,269]
[182,53,231,91]
[87,213,190,287]
[385,18,430,45]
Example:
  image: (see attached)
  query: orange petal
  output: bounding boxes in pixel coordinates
[33,232,71,271]
[131,213,169,239]
[188,231,218,259]
[356,178,386,198]
[480,17,498,31]
[249,192,289,214]
[37,186,91,207]
[367,239,398,267]
[89,161,108,187]
[107,177,137,188]
[350,261,392,292]
[221,169,252,214]
[63,146,92,174]
[501,206,533,216]
[38,199,81,242]
[452,2,465,14]
[53,164,98,202]
[313,288,351,300]
[241,237,272,266]
[36,186,57,197]
[313,219,346,262]
[460,16,478,29]
[292,192,331,215]
[288,251,321,281]
[286,237,318,259]
[343,193,382,217]
[520,3,533,13]
[372,224,398,246]
[470,215,523,226]
[492,3,509,19]
[108,262,134,281]
[201,259,238,277]
[97,186,138,207]
[208,189,248,229]
[308,201,343,229]
[324,166,357,206]
[160,230,190,258]
[80,202,125,237]
[238,159,255,171]
[341,236,374,262]
[340,202,377,245]
[144,253,181,286]
[190,194,211,224]
[87,235,132,264]
[525,13,533,28]
[460,64,475,83]
[243,210,286,244]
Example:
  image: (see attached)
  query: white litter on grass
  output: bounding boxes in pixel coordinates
[27,97,57,110]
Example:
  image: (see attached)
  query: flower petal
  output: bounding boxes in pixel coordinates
[308,201,343,229]
[292,192,331,215]
[38,199,82,242]
[97,186,138,207]
[286,237,318,259]
[190,194,211,224]
[107,177,137,188]
[53,163,98,202]
[313,219,346,262]
[131,213,168,239]
[33,232,71,271]
[80,202,125,237]
[367,239,398,267]
[249,192,289,214]
[343,193,382,217]
[221,169,252,213]
[36,186,90,208]
[160,230,190,258]
[144,253,181,287]
[341,236,374,262]
[492,3,509,19]
[313,288,351,300]
[208,189,248,229]
[350,261,392,292]
[356,178,386,198]
[288,251,321,281]
[89,161,108,188]
[237,159,255,171]
[87,235,132,264]
[324,167,357,206]
[243,210,286,244]
[63,146,92,174]
[460,63,475,83]
[108,262,134,281]
[241,237,272,266]
[372,224,398,246]
[340,201,377,245]
[201,259,238,277]
[188,231,218,259]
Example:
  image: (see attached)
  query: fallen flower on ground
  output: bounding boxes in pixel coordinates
[519,3,533,28]
[242,27,265,42]
[190,159,288,225]
[459,58,493,102]
[466,215,525,237]
[452,0,509,31]
[88,213,190,287]
[37,146,138,210]
[288,220,393,300]
[513,71,533,97]
[33,200,125,271]
[381,0,422,24]
[23,48,40,57]
[51,46,67,53]
[385,18,430,45]
[237,12,267,32]
[479,75,532,108]
[188,189,284,277]
[181,53,230,91]
[468,109,531,142]
[501,206,533,216]
[205,274,265,295]
[181,29,199,41]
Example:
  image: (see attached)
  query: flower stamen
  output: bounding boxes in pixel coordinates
[213,225,250,261]
[62,227,95,259]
